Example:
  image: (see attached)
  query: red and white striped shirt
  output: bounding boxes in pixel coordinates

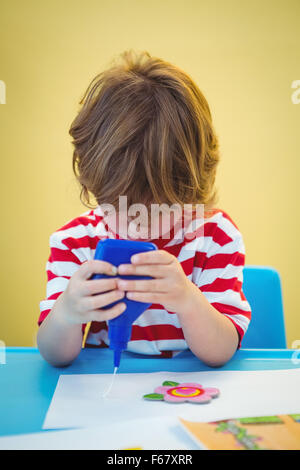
[38,206,251,356]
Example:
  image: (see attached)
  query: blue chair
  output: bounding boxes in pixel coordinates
[241,266,286,348]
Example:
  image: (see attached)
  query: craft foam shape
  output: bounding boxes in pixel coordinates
[143,381,220,404]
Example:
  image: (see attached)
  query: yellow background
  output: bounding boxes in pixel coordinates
[0,0,299,347]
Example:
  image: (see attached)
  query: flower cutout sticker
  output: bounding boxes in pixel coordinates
[143,381,220,404]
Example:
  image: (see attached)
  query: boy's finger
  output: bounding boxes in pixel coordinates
[81,277,118,296]
[117,278,168,292]
[126,291,162,303]
[85,289,125,310]
[130,250,173,265]
[79,259,118,280]
[118,263,166,277]
[88,302,127,323]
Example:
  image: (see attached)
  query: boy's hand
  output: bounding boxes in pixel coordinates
[58,260,126,325]
[117,250,194,314]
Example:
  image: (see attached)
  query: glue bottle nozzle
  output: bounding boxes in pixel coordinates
[113,349,122,369]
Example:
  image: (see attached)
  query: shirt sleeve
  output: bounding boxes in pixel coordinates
[38,230,83,327]
[192,212,252,348]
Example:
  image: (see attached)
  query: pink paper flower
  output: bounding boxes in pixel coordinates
[153,382,219,403]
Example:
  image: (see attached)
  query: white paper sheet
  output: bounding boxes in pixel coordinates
[0,416,197,450]
[43,369,300,430]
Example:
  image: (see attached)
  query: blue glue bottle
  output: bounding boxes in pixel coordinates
[90,239,157,370]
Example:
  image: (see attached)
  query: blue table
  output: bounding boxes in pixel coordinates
[0,347,299,437]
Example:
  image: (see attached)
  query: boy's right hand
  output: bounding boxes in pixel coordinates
[58,260,126,325]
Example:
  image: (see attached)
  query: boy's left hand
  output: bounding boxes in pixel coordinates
[116,250,195,314]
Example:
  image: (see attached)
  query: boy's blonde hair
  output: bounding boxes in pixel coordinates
[69,50,220,211]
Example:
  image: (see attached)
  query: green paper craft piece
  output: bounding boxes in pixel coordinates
[239,416,283,425]
[162,381,180,386]
[143,393,164,401]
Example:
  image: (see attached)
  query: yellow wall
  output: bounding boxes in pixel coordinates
[0,0,299,347]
